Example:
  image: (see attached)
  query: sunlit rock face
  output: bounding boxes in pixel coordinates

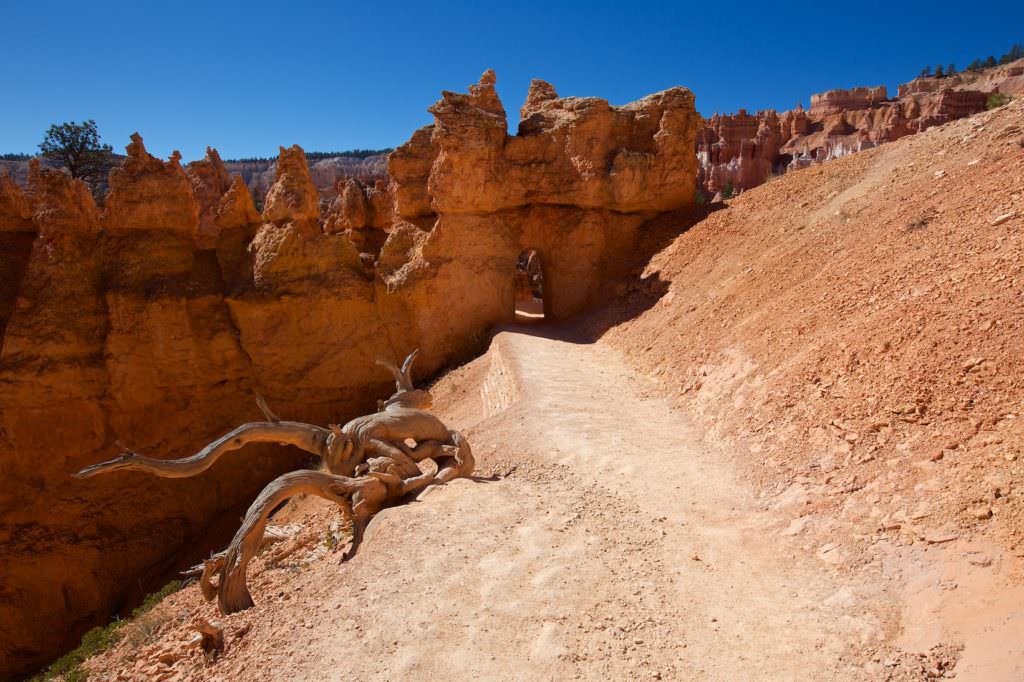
[0,71,699,679]
[694,61,1022,197]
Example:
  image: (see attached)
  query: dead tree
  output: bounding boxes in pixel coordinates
[75,349,474,614]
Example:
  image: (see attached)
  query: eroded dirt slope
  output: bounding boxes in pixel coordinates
[597,96,1024,678]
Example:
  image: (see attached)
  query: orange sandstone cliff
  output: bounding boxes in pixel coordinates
[0,70,698,679]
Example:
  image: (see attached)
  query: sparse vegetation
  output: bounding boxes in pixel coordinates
[932,42,1022,76]
[28,581,181,681]
[324,528,340,550]
[29,622,122,681]
[131,580,181,619]
[722,181,734,200]
[1000,43,1024,64]
[0,152,33,160]
[986,93,1011,110]
[695,188,707,205]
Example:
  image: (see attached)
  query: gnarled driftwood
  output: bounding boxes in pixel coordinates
[76,349,474,614]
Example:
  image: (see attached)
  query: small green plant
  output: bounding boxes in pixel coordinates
[29,580,181,680]
[324,529,339,550]
[986,93,1011,110]
[695,188,707,205]
[131,580,181,619]
[29,622,122,681]
[722,181,734,200]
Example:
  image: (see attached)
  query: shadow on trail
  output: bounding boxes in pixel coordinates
[494,201,726,347]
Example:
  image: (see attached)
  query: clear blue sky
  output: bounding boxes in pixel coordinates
[2,1,1022,161]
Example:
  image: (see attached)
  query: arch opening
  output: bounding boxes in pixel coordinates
[514,249,545,323]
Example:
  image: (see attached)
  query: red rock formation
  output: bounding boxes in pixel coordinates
[103,134,198,238]
[261,145,320,236]
[697,75,998,196]
[809,85,888,116]
[186,147,233,249]
[388,71,698,323]
[322,178,393,255]
[0,71,699,679]
[26,159,101,235]
[0,172,35,344]
[0,170,33,231]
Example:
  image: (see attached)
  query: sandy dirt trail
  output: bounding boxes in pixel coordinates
[257,328,890,681]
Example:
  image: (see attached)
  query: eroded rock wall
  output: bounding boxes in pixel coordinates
[696,61,1024,197]
[0,70,698,680]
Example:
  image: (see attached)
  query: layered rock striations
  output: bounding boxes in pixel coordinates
[696,60,1024,197]
[0,70,698,680]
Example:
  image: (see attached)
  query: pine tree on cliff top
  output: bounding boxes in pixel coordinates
[38,120,114,196]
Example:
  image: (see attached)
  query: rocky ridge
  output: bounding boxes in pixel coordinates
[697,57,1023,197]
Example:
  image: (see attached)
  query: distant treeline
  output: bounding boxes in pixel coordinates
[0,153,33,160]
[919,42,1024,78]
[224,148,393,163]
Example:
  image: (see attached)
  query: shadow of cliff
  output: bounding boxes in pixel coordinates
[495,202,720,346]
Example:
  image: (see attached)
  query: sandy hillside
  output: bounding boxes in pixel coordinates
[71,98,1024,682]
[596,96,1024,678]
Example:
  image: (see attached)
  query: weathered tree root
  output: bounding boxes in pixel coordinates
[75,349,476,616]
[193,618,225,661]
[217,470,382,614]
[74,421,335,479]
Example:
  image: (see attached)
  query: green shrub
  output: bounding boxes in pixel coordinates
[30,580,181,680]
[986,93,1011,110]
[722,181,734,200]
[131,580,181,619]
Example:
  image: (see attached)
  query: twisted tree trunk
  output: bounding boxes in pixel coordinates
[74,422,332,479]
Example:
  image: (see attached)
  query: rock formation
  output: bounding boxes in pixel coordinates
[0,70,698,680]
[697,59,1024,197]
[221,154,389,203]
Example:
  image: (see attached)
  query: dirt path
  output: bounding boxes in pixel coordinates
[84,327,904,681]
[258,328,891,681]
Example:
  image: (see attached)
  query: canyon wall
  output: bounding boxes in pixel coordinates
[697,57,1023,197]
[0,70,697,680]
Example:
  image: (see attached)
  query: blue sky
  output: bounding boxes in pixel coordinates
[2,1,1022,161]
